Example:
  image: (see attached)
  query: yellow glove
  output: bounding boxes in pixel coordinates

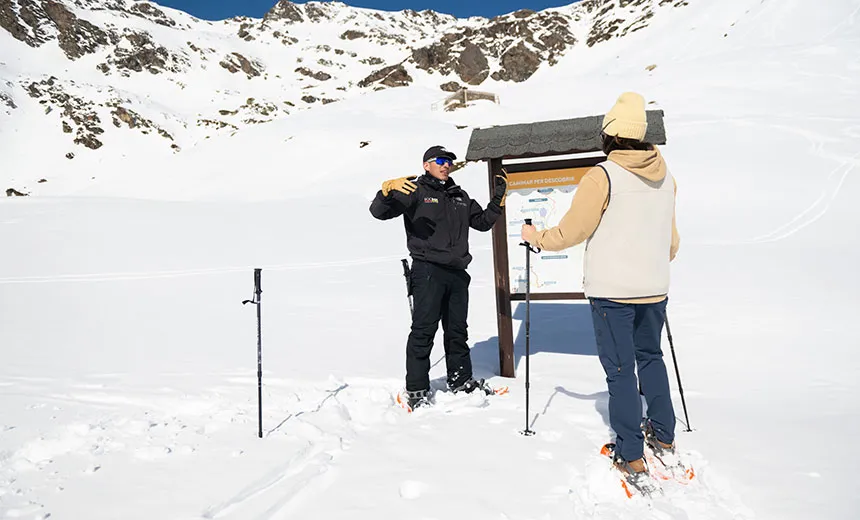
[493,169,508,207]
[382,176,418,197]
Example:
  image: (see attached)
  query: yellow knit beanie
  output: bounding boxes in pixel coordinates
[602,92,647,141]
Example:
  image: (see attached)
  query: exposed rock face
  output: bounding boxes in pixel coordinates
[358,64,412,89]
[26,76,104,150]
[340,30,365,40]
[264,0,304,23]
[214,97,287,125]
[128,2,175,27]
[454,41,489,85]
[111,106,147,129]
[219,52,264,78]
[44,0,110,59]
[1,0,53,47]
[101,31,189,76]
[410,9,575,84]
[0,88,15,110]
[491,43,541,82]
[295,67,331,81]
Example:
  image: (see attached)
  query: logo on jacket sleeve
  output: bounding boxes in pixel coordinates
[423,197,439,204]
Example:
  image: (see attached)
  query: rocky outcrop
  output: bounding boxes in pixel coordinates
[454,41,489,85]
[0,88,15,110]
[410,9,575,84]
[101,31,188,75]
[237,22,256,41]
[264,0,303,23]
[111,106,148,129]
[340,30,365,40]
[26,76,103,150]
[214,97,285,125]
[304,2,336,22]
[198,119,237,130]
[358,64,412,89]
[44,0,111,59]
[295,67,332,81]
[491,43,541,82]
[128,2,175,27]
[583,0,685,46]
[110,105,175,146]
[1,0,53,47]
[219,52,264,78]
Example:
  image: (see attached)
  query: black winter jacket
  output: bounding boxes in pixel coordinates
[369,173,502,269]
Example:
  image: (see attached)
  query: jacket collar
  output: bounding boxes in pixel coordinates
[419,173,459,193]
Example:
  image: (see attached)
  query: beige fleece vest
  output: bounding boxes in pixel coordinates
[583,160,675,299]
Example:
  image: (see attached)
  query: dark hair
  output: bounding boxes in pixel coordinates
[601,133,653,155]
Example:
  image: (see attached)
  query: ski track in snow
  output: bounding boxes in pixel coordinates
[679,116,859,247]
[0,376,753,520]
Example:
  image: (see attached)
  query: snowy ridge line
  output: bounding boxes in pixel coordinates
[0,246,490,284]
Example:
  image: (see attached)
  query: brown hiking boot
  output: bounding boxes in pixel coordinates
[615,457,648,475]
[656,439,674,451]
[643,421,676,455]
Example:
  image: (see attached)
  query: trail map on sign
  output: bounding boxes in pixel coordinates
[505,167,591,294]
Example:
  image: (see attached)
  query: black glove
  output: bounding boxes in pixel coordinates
[492,169,507,207]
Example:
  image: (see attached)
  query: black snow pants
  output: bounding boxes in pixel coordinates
[405,259,473,392]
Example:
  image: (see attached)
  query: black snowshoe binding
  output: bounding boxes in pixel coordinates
[406,389,432,410]
[449,377,494,395]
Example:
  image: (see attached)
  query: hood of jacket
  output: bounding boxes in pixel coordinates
[608,146,667,182]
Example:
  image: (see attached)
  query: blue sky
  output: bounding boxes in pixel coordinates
[155,1,576,21]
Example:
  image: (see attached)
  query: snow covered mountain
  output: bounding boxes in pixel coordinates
[1,0,692,195]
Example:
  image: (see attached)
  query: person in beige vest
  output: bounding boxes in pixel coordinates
[521,92,680,484]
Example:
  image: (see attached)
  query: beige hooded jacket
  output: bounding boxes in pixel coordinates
[523,146,679,304]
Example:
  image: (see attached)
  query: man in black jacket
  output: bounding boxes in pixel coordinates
[370,145,507,409]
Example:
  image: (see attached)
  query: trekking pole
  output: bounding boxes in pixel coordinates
[242,268,264,438]
[401,258,413,317]
[519,218,540,437]
[664,312,692,432]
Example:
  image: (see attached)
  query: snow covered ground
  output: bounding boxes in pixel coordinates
[2,0,859,519]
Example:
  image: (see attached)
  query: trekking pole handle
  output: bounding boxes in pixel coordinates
[242,268,263,305]
[520,219,541,253]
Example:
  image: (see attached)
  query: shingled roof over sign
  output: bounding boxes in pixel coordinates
[465,110,666,161]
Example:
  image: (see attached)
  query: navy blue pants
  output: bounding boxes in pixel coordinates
[590,298,676,462]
